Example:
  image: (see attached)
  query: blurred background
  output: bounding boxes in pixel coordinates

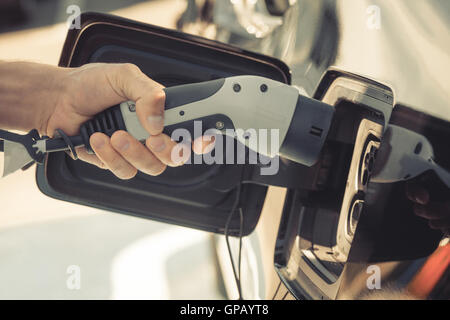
[0,0,225,299]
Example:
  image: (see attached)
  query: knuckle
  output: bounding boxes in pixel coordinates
[139,89,165,115]
[121,63,141,75]
[97,162,107,170]
[151,89,165,107]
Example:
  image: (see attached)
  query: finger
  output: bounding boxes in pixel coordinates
[192,135,216,155]
[414,202,450,219]
[405,183,430,205]
[428,218,450,230]
[90,132,137,180]
[146,134,188,167]
[136,89,165,136]
[110,130,166,176]
[75,147,107,169]
[109,64,165,135]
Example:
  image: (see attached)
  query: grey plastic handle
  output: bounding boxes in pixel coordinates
[120,75,311,161]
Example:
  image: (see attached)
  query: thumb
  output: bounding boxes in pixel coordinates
[108,63,165,135]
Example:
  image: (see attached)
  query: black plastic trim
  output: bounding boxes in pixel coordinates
[164,78,225,109]
[279,95,334,166]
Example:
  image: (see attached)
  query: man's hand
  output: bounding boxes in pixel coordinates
[45,63,187,179]
[406,182,450,234]
[0,61,214,179]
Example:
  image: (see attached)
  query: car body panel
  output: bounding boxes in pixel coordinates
[203,0,450,122]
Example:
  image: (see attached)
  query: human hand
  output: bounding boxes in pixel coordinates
[44,63,213,179]
[406,182,450,234]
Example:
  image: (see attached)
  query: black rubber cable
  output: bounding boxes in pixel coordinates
[224,182,244,300]
[271,281,282,300]
[45,134,84,153]
[237,207,243,294]
[55,129,78,160]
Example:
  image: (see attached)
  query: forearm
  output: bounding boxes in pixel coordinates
[0,61,68,133]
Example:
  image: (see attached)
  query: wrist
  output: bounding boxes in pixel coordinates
[0,61,70,134]
[36,65,72,135]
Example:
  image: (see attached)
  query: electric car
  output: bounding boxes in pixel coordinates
[36,0,450,299]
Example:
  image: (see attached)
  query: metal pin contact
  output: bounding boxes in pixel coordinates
[127,101,136,112]
[215,121,225,130]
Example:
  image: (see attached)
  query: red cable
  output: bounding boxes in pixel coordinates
[408,242,450,299]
